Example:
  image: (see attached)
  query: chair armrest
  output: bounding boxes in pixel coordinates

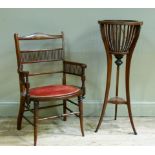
[18,69,29,77]
[17,69,30,95]
[63,60,87,76]
[18,69,29,83]
[63,61,87,97]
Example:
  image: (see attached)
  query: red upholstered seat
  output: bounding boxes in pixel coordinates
[30,85,80,98]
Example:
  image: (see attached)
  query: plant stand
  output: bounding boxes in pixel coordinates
[95,20,143,134]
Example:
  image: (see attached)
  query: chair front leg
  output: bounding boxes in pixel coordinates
[63,100,67,121]
[34,101,39,146]
[17,96,25,130]
[78,96,84,137]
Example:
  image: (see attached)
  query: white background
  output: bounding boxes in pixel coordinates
[1,0,155,154]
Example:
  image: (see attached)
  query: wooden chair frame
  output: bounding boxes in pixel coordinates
[14,32,87,146]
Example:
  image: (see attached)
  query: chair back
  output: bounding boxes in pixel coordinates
[14,32,65,75]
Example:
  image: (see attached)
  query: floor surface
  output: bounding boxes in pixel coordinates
[0,117,155,146]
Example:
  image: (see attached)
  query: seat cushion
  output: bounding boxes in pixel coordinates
[29,85,80,98]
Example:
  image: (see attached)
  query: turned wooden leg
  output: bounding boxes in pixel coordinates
[63,100,67,121]
[95,54,112,132]
[78,96,84,136]
[34,101,39,146]
[126,55,137,135]
[17,96,25,130]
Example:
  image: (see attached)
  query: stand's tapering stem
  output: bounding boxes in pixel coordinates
[114,56,123,120]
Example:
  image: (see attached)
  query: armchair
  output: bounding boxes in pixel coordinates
[14,32,87,145]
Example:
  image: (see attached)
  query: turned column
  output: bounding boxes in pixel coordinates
[95,20,143,134]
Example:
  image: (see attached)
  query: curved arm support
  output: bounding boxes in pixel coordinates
[63,60,87,97]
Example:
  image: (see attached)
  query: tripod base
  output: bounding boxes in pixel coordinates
[95,96,137,135]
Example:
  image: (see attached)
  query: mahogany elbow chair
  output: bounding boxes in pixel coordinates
[14,32,87,146]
